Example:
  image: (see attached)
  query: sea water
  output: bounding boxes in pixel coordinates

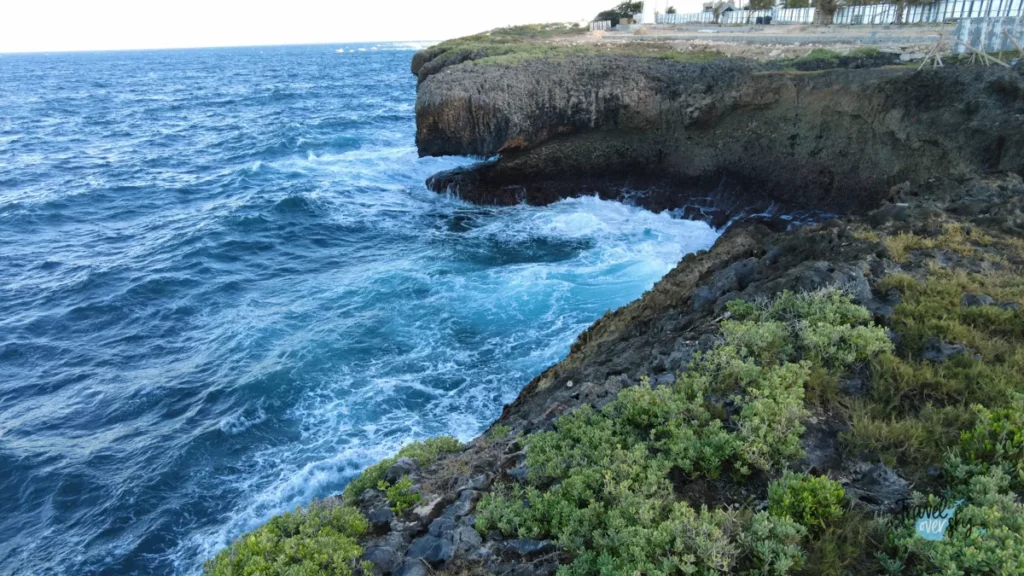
[0,44,720,575]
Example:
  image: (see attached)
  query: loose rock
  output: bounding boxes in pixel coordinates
[384,458,419,484]
[846,463,911,512]
[961,293,995,307]
[406,534,454,566]
[362,546,401,574]
[366,507,394,534]
[922,337,968,363]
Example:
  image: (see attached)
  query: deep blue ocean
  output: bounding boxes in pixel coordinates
[0,44,720,575]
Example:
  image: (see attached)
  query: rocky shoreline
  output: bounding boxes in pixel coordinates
[205,29,1024,576]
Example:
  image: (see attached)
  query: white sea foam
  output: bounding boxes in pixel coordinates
[180,187,720,573]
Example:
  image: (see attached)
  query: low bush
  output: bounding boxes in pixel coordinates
[768,472,845,533]
[848,47,881,57]
[203,501,367,576]
[342,436,461,502]
[379,476,420,514]
[488,424,511,440]
[844,269,1024,477]
[476,290,890,574]
[957,401,1024,490]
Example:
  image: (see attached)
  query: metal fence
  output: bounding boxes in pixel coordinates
[833,4,898,24]
[657,11,717,24]
[656,0,1023,26]
[721,9,772,24]
[714,8,817,24]
[835,0,1024,24]
[952,16,1024,52]
[902,0,1024,22]
[774,7,818,23]
[590,20,611,31]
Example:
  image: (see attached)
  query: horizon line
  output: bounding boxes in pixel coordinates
[0,39,443,56]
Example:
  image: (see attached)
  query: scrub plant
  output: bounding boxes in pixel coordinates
[768,472,846,533]
[342,436,461,502]
[879,466,1024,575]
[476,290,891,575]
[203,500,367,576]
[378,476,420,514]
[843,268,1024,478]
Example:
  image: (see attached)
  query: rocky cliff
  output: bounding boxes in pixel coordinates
[416,53,1024,215]
[342,46,1024,576]
[205,35,1024,576]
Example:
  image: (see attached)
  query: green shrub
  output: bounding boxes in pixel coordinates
[848,46,880,57]
[733,362,810,474]
[768,472,845,533]
[342,436,461,502]
[740,511,807,576]
[378,476,420,514]
[489,424,511,440]
[957,401,1024,490]
[203,501,367,576]
[476,290,889,574]
[842,401,976,472]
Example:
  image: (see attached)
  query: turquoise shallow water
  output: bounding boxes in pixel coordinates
[0,44,720,575]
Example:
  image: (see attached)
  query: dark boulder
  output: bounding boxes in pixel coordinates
[961,293,995,307]
[406,535,453,566]
[922,337,968,363]
[846,464,911,513]
[366,507,395,534]
[362,546,402,574]
[384,458,419,484]
[394,559,429,576]
[502,538,555,558]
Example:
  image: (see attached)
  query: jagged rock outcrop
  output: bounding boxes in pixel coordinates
[417,55,1024,214]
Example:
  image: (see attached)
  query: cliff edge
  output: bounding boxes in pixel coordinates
[416,48,1023,214]
[204,31,1024,576]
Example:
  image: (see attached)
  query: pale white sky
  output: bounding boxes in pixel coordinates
[0,0,705,53]
[0,0,704,53]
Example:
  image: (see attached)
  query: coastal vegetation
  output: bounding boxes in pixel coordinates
[204,501,368,576]
[474,290,893,575]
[206,268,1024,574]
[469,269,1024,575]
[412,29,726,83]
[341,436,462,502]
[204,437,462,575]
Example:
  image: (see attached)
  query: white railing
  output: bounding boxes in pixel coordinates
[655,0,1022,26]
[590,20,612,31]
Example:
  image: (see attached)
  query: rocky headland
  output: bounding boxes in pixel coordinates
[205,27,1024,576]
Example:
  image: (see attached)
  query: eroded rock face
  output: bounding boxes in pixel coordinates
[416,55,1024,214]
